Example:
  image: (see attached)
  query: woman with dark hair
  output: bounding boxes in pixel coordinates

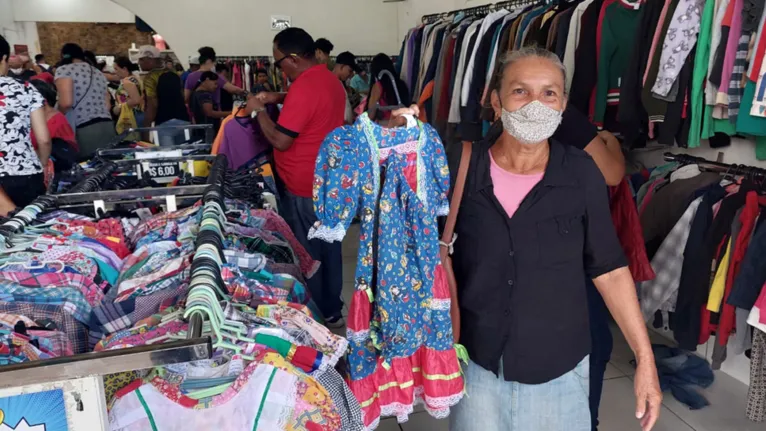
[183,46,245,105]
[0,35,51,213]
[54,43,115,158]
[366,53,410,121]
[190,71,231,135]
[112,56,144,126]
[29,79,77,184]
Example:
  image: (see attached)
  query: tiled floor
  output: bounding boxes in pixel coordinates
[339,226,760,431]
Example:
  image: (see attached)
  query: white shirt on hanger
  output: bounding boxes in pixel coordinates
[449,20,482,123]
[461,9,510,107]
[484,11,524,100]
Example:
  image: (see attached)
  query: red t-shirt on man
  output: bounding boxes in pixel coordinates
[275,64,345,197]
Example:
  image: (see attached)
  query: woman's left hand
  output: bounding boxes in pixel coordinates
[634,357,662,431]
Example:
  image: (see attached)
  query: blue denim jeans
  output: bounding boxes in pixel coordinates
[279,189,344,319]
[156,119,191,146]
[449,356,591,431]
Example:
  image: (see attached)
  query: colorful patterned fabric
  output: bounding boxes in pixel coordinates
[0,302,88,353]
[0,271,106,306]
[310,114,463,427]
[0,281,92,324]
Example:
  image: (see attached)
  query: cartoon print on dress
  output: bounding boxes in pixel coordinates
[310,114,463,425]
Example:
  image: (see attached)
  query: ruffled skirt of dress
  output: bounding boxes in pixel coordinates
[346,265,464,430]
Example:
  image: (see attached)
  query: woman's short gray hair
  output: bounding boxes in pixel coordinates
[493,47,568,94]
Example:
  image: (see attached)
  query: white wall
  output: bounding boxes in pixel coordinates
[12,0,134,23]
[113,0,401,67]
[0,0,41,56]
[631,138,766,170]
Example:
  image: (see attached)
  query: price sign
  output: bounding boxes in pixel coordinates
[136,150,183,183]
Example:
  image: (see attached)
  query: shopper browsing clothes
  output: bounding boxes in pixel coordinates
[447,47,662,431]
[249,27,346,327]
[332,51,361,124]
[138,45,189,145]
[314,38,334,68]
[0,35,51,213]
[183,46,245,106]
[54,43,116,158]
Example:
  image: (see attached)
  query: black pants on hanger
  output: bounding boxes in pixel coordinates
[587,278,613,431]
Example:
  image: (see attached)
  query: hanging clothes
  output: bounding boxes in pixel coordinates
[310,114,463,428]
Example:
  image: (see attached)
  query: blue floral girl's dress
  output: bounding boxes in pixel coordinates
[310,114,464,429]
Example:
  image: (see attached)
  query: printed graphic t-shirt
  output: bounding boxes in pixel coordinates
[0,76,45,176]
[54,62,111,126]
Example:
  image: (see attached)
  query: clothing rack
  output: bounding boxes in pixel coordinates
[663,153,766,180]
[0,161,118,239]
[187,154,229,339]
[218,56,272,61]
[421,0,541,23]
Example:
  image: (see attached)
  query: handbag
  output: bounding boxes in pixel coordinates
[440,141,472,344]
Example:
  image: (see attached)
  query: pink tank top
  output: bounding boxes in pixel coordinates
[489,150,543,218]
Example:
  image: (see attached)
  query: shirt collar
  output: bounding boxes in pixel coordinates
[474,126,577,192]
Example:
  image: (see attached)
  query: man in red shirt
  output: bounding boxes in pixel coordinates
[251,27,347,327]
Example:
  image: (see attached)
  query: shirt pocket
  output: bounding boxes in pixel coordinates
[536,212,585,267]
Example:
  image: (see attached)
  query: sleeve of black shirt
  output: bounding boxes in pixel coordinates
[552,106,599,150]
[581,156,628,278]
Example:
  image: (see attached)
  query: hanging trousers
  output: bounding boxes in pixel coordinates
[587,279,613,431]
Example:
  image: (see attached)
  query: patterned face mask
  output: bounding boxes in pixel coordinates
[500,100,563,145]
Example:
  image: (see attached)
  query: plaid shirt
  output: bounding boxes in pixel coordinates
[129,206,199,245]
[0,282,92,325]
[90,280,187,346]
[639,197,703,320]
[0,272,106,306]
[0,312,37,329]
[223,250,267,272]
[0,302,88,354]
[316,367,365,431]
[226,235,296,265]
[29,329,73,356]
[116,255,190,298]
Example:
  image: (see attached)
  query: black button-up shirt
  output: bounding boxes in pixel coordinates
[449,132,627,385]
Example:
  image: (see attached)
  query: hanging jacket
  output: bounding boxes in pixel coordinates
[570,0,604,113]
[619,0,664,148]
[610,179,656,282]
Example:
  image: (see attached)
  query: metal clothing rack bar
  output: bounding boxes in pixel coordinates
[113,155,217,165]
[663,152,766,179]
[55,185,209,206]
[187,154,229,339]
[422,0,540,23]
[218,56,272,61]
[0,338,212,389]
[96,143,212,157]
[0,161,117,237]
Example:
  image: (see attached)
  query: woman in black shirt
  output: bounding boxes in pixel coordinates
[447,47,662,431]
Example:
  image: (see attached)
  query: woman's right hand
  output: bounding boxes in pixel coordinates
[387,105,420,128]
